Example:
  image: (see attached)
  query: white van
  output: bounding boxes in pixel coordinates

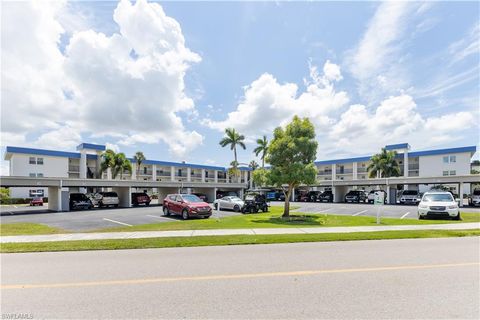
[98,192,120,207]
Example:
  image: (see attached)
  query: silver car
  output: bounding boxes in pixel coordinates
[213,196,244,212]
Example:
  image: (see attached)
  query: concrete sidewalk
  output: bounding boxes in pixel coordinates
[1,222,479,244]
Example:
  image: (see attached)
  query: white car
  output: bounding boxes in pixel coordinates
[97,192,120,208]
[469,189,480,207]
[213,196,244,212]
[417,192,460,220]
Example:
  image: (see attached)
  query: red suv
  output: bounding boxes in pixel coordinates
[163,194,212,220]
[132,192,151,206]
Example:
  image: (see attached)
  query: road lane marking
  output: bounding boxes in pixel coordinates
[352,210,367,216]
[400,212,411,219]
[317,208,332,213]
[102,218,132,227]
[3,262,478,290]
[13,206,18,208]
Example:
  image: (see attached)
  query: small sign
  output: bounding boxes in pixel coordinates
[374,191,384,206]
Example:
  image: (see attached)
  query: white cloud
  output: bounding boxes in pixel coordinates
[448,22,480,64]
[204,61,349,137]
[105,142,120,153]
[35,126,82,150]
[1,0,203,157]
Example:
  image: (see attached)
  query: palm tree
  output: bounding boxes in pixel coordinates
[249,160,259,171]
[219,128,246,165]
[367,148,401,178]
[100,149,116,178]
[253,135,268,168]
[112,153,132,179]
[133,151,146,177]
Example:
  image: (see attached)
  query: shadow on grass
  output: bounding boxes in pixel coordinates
[250,214,327,226]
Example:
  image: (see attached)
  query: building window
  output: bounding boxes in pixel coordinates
[178,169,182,176]
[449,155,456,163]
[37,158,44,165]
[443,171,449,176]
[29,173,36,177]
[443,156,449,163]
[205,171,209,178]
[143,167,147,174]
[29,157,36,164]
[37,173,44,177]
[450,170,456,176]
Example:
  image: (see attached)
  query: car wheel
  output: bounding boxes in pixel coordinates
[233,205,240,212]
[418,214,424,220]
[114,204,119,208]
[146,202,150,206]
[98,201,103,208]
[262,205,268,212]
[163,206,170,216]
[214,203,218,210]
[453,213,461,221]
[182,209,189,220]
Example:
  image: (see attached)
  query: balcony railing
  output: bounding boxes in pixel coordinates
[68,165,79,172]
[357,167,368,173]
[408,164,419,170]
[156,171,171,177]
[336,168,353,174]
[317,171,332,176]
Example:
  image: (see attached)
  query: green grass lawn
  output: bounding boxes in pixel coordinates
[2,229,479,253]
[93,207,480,233]
[0,223,65,236]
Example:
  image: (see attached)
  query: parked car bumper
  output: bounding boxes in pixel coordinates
[418,207,459,218]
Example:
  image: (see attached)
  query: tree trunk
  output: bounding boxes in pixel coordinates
[234,147,237,164]
[262,157,264,168]
[282,186,292,218]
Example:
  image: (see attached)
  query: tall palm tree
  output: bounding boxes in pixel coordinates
[253,135,268,168]
[219,128,246,165]
[367,148,401,178]
[133,151,146,177]
[100,149,116,178]
[249,160,259,171]
[112,153,132,179]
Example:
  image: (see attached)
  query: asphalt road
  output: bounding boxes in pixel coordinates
[2,202,480,232]
[1,237,479,319]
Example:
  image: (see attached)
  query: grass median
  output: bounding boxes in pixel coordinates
[2,229,479,253]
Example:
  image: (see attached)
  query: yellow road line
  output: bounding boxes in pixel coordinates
[2,262,478,290]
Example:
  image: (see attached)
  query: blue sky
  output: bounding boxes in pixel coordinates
[1,0,479,172]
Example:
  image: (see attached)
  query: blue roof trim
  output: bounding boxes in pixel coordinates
[76,143,105,151]
[5,146,99,160]
[385,143,409,150]
[409,146,476,157]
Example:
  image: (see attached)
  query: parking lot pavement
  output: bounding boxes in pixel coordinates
[271,201,480,219]
[1,202,479,232]
[0,204,244,232]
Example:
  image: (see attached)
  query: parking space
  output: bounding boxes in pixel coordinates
[273,201,480,219]
[1,201,479,232]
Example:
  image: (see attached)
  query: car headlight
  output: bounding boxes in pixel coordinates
[419,204,428,209]
[447,205,458,209]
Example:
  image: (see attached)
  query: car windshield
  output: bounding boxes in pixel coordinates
[182,195,202,203]
[230,197,241,201]
[402,191,418,195]
[33,197,42,200]
[422,194,454,202]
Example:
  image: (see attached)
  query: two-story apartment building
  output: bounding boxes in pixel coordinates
[2,142,478,204]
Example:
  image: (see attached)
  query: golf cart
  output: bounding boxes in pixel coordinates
[241,193,269,214]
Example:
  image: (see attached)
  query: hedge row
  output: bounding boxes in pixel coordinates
[0,197,48,205]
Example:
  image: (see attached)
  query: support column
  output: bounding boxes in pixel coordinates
[213,187,218,201]
[112,187,131,208]
[170,166,175,182]
[214,170,218,183]
[291,188,296,202]
[131,164,137,180]
[243,171,248,184]
[79,150,87,179]
[239,189,244,199]
[107,168,112,180]
[96,151,102,178]
[459,182,464,207]
[201,169,206,183]
[47,186,63,212]
[187,167,191,182]
[249,172,253,189]
[386,185,391,204]
[332,164,336,181]
[152,165,157,181]
[353,162,358,180]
